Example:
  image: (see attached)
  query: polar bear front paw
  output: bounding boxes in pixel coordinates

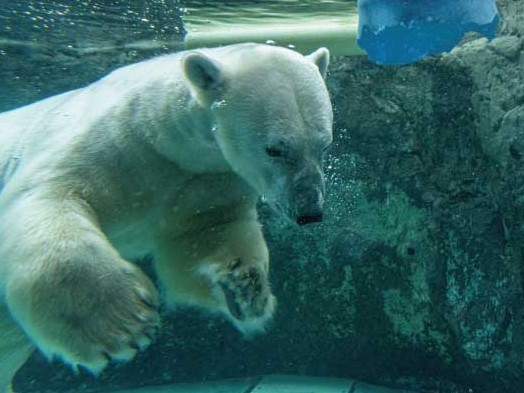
[9,261,160,374]
[217,258,276,333]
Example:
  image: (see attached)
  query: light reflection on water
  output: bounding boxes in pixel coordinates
[184,0,358,31]
[0,1,184,53]
[183,0,360,58]
[0,0,358,110]
[0,0,185,110]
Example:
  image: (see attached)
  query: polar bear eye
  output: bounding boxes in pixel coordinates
[265,146,285,158]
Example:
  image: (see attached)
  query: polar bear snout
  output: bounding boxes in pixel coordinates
[290,168,325,225]
[297,212,323,225]
[293,185,324,225]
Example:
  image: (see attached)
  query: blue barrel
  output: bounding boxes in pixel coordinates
[357,0,499,65]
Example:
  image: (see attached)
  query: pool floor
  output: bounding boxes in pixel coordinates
[110,375,417,393]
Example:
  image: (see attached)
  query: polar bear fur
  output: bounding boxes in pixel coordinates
[0,43,332,391]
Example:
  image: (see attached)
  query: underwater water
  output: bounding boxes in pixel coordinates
[184,0,356,29]
[1,0,524,392]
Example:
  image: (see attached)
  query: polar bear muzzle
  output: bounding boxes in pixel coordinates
[289,164,326,225]
[297,212,323,225]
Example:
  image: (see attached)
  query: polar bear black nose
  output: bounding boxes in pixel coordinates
[297,214,323,225]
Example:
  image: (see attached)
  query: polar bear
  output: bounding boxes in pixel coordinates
[0,43,332,391]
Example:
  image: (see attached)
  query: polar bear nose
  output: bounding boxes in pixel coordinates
[293,184,324,225]
[297,213,323,225]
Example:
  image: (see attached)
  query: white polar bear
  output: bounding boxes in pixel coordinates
[0,43,332,392]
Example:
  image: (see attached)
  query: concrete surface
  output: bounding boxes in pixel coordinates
[110,375,416,393]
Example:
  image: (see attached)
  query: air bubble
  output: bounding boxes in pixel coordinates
[211,100,227,110]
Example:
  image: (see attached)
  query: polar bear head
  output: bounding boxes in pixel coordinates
[183,44,333,225]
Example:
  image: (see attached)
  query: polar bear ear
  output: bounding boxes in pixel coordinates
[183,52,225,101]
[307,47,330,79]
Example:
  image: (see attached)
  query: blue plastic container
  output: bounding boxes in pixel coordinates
[357,0,499,65]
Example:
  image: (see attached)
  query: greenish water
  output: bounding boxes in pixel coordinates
[183,0,360,55]
[184,0,358,31]
[4,1,519,393]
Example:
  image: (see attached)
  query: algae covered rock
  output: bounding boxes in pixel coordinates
[257,0,524,390]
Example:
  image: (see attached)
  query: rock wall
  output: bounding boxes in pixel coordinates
[317,32,524,391]
[260,1,524,390]
[498,0,524,35]
[261,0,524,391]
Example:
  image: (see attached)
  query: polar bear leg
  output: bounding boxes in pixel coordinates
[0,191,159,373]
[155,211,276,333]
[0,305,33,393]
